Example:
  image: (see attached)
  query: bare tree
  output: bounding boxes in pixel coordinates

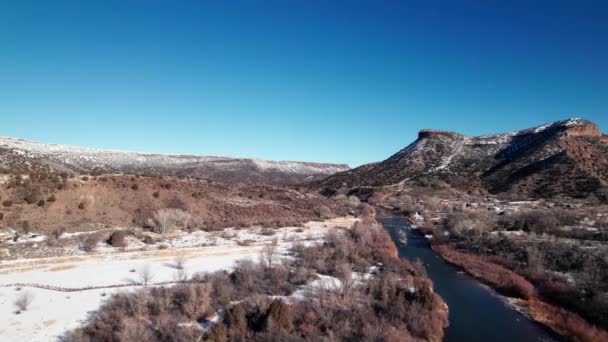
[174,254,187,270]
[337,263,355,302]
[174,268,188,283]
[14,291,33,312]
[146,209,191,234]
[526,246,544,274]
[138,265,154,287]
[260,238,278,268]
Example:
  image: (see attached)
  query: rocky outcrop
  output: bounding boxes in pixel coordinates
[417,129,464,140]
[564,121,602,138]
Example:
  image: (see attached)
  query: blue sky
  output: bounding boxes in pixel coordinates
[1,1,607,167]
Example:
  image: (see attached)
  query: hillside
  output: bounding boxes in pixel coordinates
[0,137,349,185]
[0,174,352,236]
[315,118,608,201]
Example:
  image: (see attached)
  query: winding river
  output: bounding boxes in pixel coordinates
[378,212,563,342]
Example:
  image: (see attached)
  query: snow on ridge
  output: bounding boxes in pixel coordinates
[0,136,348,175]
[470,118,590,145]
[251,159,348,174]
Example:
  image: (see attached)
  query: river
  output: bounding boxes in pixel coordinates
[378,212,564,342]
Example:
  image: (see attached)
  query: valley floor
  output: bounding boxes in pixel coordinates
[0,217,357,341]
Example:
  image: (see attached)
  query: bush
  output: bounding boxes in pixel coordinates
[314,205,332,219]
[131,184,138,190]
[51,227,65,240]
[142,235,155,244]
[78,202,86,210]
[21,221,31,234]
[14,291,33,312]
[146,208,191,234]
[3,200,12,207]
[24,188,41,205]
[83,232,105,252]
[37,199,45,207]
[47,195,56,202]
[358,203,375,217]
[108,231,128,248]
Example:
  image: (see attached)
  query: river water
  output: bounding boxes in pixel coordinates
[378,213,563,342]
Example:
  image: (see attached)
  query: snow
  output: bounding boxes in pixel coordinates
[0,136,349,176]
[0,217,358,341]
[0,286,120,341]
[0,247,264,341]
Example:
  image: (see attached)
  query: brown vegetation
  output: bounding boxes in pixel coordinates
[65,220,447,342]
[108,230,128,248]
[432,244,534,299]
[527,299,608,342]
[0,174,349,233]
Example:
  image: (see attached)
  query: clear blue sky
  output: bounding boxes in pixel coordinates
[1,1,607,167]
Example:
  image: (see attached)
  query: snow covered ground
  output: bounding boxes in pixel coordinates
[0,217,357,341]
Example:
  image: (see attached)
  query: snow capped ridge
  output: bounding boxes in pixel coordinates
[0,136,349,183]
[417,118,596,146]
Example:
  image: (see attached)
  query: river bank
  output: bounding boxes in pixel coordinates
[425,231,608,342]
[378,212,565,342]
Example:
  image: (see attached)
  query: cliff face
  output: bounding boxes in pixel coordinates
[564,122,602,137]
[315,118,608,200]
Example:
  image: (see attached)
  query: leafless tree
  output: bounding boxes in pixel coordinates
[138,265,154,287]
[260,237,278,268]
[526,246,544,273]
[147,208,191,234]
[337,263,355,302]
[174,268,188,283]
[174,254,187,270]
[14,291,33,312]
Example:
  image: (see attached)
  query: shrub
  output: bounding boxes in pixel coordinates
[51,227,65,239]
[447,211,496,235]
[21,221,31,234]
[142,235,155,244]
[0,212,3,221]
[78,202,86,210]
[37,199,45,207]
[358,203,375,217]
[24,188,41,204]
[47,195,56,202]
[131,184,138,190]
[152,192,160,198]
[108,231,128,248]
[314,205,332,219]
[265,299,293,332]
[2,200,12,207]
[83,232,105,252]
[146,208,191,234]
[14,291,33,312]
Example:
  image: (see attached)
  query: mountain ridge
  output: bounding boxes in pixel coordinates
[0,136,349,185]
[314,118,608,201]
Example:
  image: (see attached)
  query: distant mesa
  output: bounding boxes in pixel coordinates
[314,118,608,201]
[0,136,349,185]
